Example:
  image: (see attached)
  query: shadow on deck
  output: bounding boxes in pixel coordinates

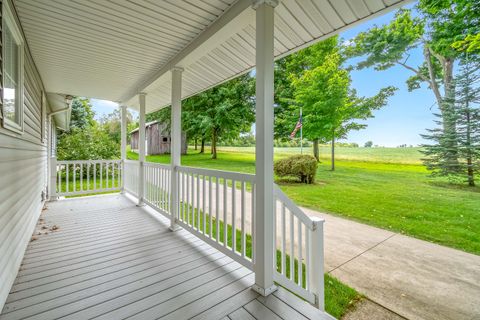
[0,194,332,320]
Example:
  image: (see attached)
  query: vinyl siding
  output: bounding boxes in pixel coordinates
[0,0,51,309]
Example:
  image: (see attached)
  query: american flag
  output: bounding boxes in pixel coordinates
[290,115,302,139]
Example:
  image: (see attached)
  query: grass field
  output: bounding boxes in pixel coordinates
[128,146,480,255]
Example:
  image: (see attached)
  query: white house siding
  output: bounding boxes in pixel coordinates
[0,0,51,309]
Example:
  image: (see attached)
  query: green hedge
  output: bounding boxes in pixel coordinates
[274,155,317,184]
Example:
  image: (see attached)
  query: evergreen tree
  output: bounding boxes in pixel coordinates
[422,59,480,185]
[455,59,480,186]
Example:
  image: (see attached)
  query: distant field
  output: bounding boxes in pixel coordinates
[218,146,424,164]
[129,146,480,255]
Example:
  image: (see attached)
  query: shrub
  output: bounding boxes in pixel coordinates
[274,155,318,184]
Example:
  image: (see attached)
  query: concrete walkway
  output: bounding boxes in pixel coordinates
[173,178,479,319]
[302,207,480,320]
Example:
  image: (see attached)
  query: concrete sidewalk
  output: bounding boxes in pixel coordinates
[172,179,479,319]
[303,207,480,320]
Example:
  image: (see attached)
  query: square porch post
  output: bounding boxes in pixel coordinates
[137,93,146,206]
[169,66,183,231]
[120,105,127,193]
[252,0,278,296]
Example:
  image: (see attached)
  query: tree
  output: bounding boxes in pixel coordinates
[422,59,480,185]
[346,1,480,166]
[57,126,119,160]
[70,98,94,130]
[290,37,396,168]
[364,141,373,148]
[100,108,134,144]
[182,74,255,159]
[57,98,119,161]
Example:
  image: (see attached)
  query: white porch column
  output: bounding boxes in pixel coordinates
[252,0,278,296]
[169,67,183,231]
[47,118,57,201]
[120,105,127,193]
[137,93,146,206]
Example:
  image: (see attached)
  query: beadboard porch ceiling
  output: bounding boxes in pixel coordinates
[14,0,408,113]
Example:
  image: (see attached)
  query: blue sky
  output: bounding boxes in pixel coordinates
[91,2,436,147]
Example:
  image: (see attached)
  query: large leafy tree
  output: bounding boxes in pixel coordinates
[291,39,396,168]
[183,74,255,159]
[57,98,119,160]
[346,1,480,166]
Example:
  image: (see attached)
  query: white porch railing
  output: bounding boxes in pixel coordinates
[124,160,140,197]
[273,185,325,309]
[55,160,122,197]
[121,160,325,309]
[175,166,256,269]
[143,162,171,214]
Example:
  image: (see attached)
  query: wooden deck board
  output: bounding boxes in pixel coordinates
[0,194,333,320]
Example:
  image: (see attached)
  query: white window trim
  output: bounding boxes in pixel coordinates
[2,0,25,134]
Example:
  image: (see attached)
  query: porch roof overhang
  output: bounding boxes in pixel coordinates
[47,93,72,131]
[14,0,410,113]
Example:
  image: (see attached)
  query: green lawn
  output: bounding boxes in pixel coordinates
[128,146,480,255]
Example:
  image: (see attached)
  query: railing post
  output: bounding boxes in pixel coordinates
[252,0,278,297]
[137,93,146,206]
[169,66,183,231]
[120,105,127,193]
[309,217,325,310]
[49,157,58,201]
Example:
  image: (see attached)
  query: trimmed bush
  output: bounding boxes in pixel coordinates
[274,155,318,184]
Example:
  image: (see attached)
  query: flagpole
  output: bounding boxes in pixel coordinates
[300,107,303,154]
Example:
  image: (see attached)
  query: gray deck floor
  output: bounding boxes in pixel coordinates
[0,194,332,320]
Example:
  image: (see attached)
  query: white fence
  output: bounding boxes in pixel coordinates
[273,185,325,308]
[124,160,140,197]
[175,166,256,269]
[143,162,171,214]
[55,160,122,196]
[122,160,325,309]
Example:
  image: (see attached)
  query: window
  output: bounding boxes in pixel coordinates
[2,1,24,133]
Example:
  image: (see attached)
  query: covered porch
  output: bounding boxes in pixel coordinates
[0,194,330,320]
[1,0,410,318]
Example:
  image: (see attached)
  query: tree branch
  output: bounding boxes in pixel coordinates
[423,45,444,105]
[396,61,432,85]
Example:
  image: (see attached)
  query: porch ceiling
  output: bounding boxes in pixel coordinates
[13,0,409,113]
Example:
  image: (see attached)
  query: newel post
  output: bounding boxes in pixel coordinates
[309,217,325,310]
[137,93,146,206]
[120,105,127,193]
[169,66,183,231]
[252,0,278,296]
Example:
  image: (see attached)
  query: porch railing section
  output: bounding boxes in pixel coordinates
[273,184,325,309]
[124,160,140,197]
[143,162,171,214]
[55,160,122,197]
[121,161,325,309]
[175,166,256,269]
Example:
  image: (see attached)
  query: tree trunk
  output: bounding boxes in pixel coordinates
[466,110,475,186]
[211,131,217,159]
[424,47,458,166]
[194,138,198,150]
[467,157,475,187]
[313,139,319,162]
[331,136,335,171]
[200,138,205,153]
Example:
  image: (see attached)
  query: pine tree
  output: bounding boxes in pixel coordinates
[422,58,480,186]
[455,59,480,186]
